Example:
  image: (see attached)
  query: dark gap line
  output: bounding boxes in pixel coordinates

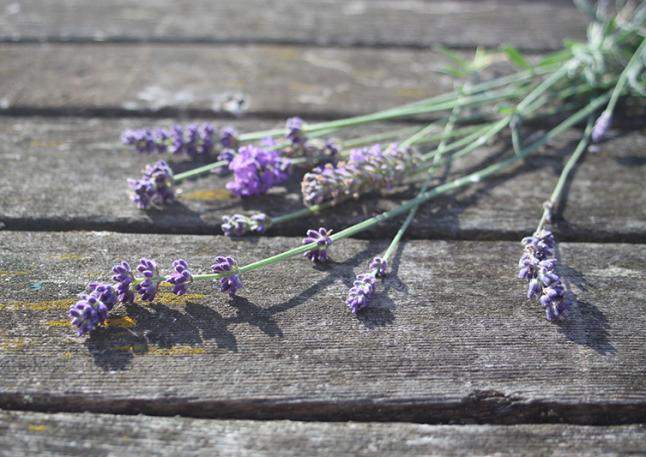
[2,221,646,245]
[0,36,559,54]
[0,395,644,426]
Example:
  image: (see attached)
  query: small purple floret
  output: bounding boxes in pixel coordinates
[135,258,160,301]
[286,117,305,145]
[68,283,117,335]
[111,260,135,304]
[221,213,271,237]
[166,259,193,296]
[369,256,388,278]
[303,227,333,263]
[220,126,239,149]
[128,160,175,210]
[211,255,242,297]
[347,273,377,314]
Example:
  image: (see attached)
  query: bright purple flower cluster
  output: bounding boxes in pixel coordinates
[211,256,242,297]
[303,227,333,263]
[591,111,612,143]
[121,123,238,157]
[226,145,291,197]
[301,143,420,206]
[518,230,571,321]
[135,258,160,301]
[68,282,118,335]
[112,261,135,304]
[347,274,377,314]
[128,160,175,209]
[166,259,193,296]
[221,213,270,237]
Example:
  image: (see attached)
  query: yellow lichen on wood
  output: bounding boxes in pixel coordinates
[181,189,232,201]
[0,271,30,277]
[0,338,26,351]
[27,424,48,432]
[112,344,207,356]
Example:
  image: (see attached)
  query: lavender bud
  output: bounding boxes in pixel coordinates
[68,283,117,335]
[369,257,388,278]
[211,255,242,297]
[303,227,333,263]
[226,145,291,197]
[135,258,160,301]
[221,213,271,237]
[592,111,612,143]
[128,160,175,209]
[347,273,377,314]
[166,259,193,296]
[111,260,135,304]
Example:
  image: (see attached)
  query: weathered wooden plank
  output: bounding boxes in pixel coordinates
[1,411,645,457]
[1,117,645,241]
[0,0,587,50]
[0,232,644,423]
[0,44,476,117]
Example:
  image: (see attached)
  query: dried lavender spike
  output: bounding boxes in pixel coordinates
[221,213,271,237]
[121,123,224,157]
[211,255,243,297]
[518,230,571,320]
[303,227,333,263]
[301,143,420,206]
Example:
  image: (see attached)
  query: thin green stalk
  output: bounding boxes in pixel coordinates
[601,37,646,116]
[173,160,228,182]
[536,117,594,232]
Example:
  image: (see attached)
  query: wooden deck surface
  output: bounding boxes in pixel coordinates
[1,1,645,455]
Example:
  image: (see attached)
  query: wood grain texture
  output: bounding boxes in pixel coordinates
[0,43,482,117]
[1,411,645,457]
[0,0,587,50]
[0,232,644,423]
[1,117,645,241]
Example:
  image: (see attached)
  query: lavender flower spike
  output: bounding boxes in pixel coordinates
[301,143,420,206]
[68,282,118,335]
[347,273,377,314]
[221,213,271,237]
[591,111,612,143]
[166,259,193,296]
[211,256,243,297]
[518,230,571,321]
[303,227,333,263]
[111,260,135,304]
[135,257,160,301]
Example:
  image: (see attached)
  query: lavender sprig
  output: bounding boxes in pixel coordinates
[303,227,333,263]
[226,145,291,197]
[68,283,118,335]
[301,143,420,206]
[211,256,243,297]
[127,160,175,209]
[222,213,271,237]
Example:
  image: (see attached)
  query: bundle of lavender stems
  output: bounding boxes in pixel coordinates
[69,2,645,336]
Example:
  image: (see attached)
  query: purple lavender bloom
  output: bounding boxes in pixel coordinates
[592,111,612,143]
[347,273,377,314]
[68,283,117,335]
[128,160,175,209]
[220,126,239,149]
[518,229,571,321]
[111,260,135,304]
[211,255,242,297]
[121,128,156,154]
[286,117,305,145]
[369,256,388,278]
[135,258,160,301]
[221,213,271,237]
[200,124,216,155]
[226,145,291,197]
[170,125,185,154]
[301,143,420,206]
[166,259,193,296]
[303,227,333,263]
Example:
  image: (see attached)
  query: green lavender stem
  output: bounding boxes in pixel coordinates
[162,92,609,284]
[536,118,594,232]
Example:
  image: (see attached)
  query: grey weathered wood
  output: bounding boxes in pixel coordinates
[1,117,645,241]
[0,232,644,423]
[0,0,587,50]
[0,44,487,117]
[1,411,645,457]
